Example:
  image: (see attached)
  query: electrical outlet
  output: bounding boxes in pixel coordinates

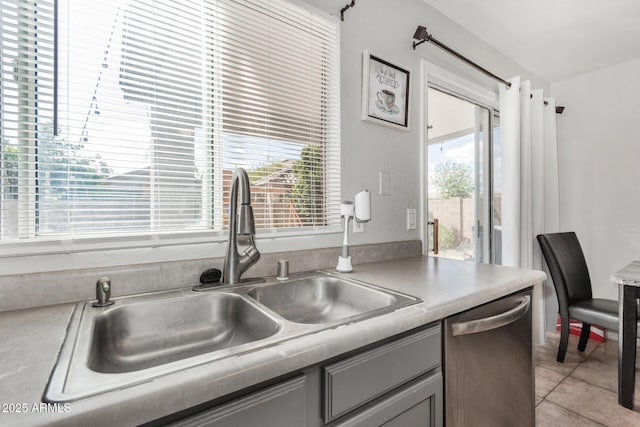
[353,220,364,233]
[407,208,417,230]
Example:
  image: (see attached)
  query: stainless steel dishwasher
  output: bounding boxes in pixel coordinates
[444,287,534,427]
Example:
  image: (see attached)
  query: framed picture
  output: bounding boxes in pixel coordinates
[361,50,411,130]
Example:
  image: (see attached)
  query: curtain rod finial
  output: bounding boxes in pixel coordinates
[412,26,430,50]
[413,26,429,40]
[340,1,355,21]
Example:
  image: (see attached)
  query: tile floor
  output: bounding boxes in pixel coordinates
[535,331,640,426]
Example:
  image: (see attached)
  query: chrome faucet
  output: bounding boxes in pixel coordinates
[222,168,261,284]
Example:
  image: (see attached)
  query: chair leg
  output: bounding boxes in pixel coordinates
[557,316,569,363]
[577,322,591,352]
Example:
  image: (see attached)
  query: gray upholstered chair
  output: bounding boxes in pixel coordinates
[537,232,619,362]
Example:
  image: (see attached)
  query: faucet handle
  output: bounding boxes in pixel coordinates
[242,244,260,265]
[92,277,115,307]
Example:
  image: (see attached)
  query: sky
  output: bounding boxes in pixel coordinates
[427,129,502,196]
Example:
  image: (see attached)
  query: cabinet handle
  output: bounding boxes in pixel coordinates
[451,295,530,336]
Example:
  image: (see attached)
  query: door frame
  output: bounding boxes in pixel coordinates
[419,60,499,260]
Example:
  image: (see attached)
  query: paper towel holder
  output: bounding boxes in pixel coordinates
[337,190,371,273]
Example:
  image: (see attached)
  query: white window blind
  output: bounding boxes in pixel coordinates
[0,0,340,242]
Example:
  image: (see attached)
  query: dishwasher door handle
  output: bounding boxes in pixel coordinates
[451,295,531,336]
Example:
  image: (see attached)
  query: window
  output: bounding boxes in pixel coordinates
[427,87,493,263]
[422,61,500,264]
[0,0,340,243]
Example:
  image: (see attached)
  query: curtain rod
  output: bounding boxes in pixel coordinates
[412,26,512,89]
[531,94,565,114]
[340,1,355,21]
[413,25,565,114]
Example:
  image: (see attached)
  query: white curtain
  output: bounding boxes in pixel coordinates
[499,77,559,345]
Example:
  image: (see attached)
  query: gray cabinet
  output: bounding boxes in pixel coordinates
[167,375,307,427]
[385,397,435,427]
[162,324,442,427]
[331,372,442,427]
[323,325,441,425]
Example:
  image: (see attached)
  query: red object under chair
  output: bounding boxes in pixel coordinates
[556,315,606,342]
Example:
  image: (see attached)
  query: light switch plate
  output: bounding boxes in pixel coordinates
[379,171,391,195]
[353,220,364,233]
[407,208,417,230]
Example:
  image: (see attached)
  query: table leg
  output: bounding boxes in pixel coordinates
[619,284,638,409]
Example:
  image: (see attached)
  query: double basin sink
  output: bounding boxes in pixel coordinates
[45,273,420,401]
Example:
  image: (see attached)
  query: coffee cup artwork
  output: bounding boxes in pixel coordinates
[362,51,410,130]
[376,89,396,113]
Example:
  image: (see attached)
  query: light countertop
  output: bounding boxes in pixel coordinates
[611,260,640,287]
[0,256,545,426]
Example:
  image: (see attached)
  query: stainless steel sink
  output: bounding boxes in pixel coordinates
[45,273,420,402]
[46,290,283,401]
[247,276,413,324]
[89,293,280,373]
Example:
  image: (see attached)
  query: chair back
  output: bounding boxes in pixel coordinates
[537,232,593,317]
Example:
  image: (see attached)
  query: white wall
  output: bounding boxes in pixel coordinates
[1,0,549,276]
[551,57,640,300]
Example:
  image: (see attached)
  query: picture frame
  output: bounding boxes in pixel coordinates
[361,50,411,131]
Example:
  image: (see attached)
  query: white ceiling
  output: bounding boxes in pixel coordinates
[422,0,640,83]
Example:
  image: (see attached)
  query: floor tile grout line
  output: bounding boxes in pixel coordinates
[534,341,591,400]
[538,399,608,427]
[536,336,605,376]
[541,375,616,427]
[539,369,571,402]
[534,363,569,404]
[537,334,640,425]
[565,373,640,409]
[540,342,640,426]
[536,339,615,425]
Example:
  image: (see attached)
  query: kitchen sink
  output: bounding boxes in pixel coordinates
[89,293,280,373]
[247,276,414,324]
[45,273,420,402]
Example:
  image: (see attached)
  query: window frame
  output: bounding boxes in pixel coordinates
[0,0,342,269]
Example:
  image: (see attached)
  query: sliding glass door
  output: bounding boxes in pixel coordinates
[426,87,499,264]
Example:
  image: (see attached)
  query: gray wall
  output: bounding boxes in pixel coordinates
[551,57,640,301]
[301,0,548,249]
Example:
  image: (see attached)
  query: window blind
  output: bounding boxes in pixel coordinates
[0,0,56,239]
[0,0,340,242]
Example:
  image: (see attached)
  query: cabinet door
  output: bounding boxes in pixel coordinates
[167,375,306,427]
[323,325,441,422]
[383,398,431,427]
[333,372,443,427]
